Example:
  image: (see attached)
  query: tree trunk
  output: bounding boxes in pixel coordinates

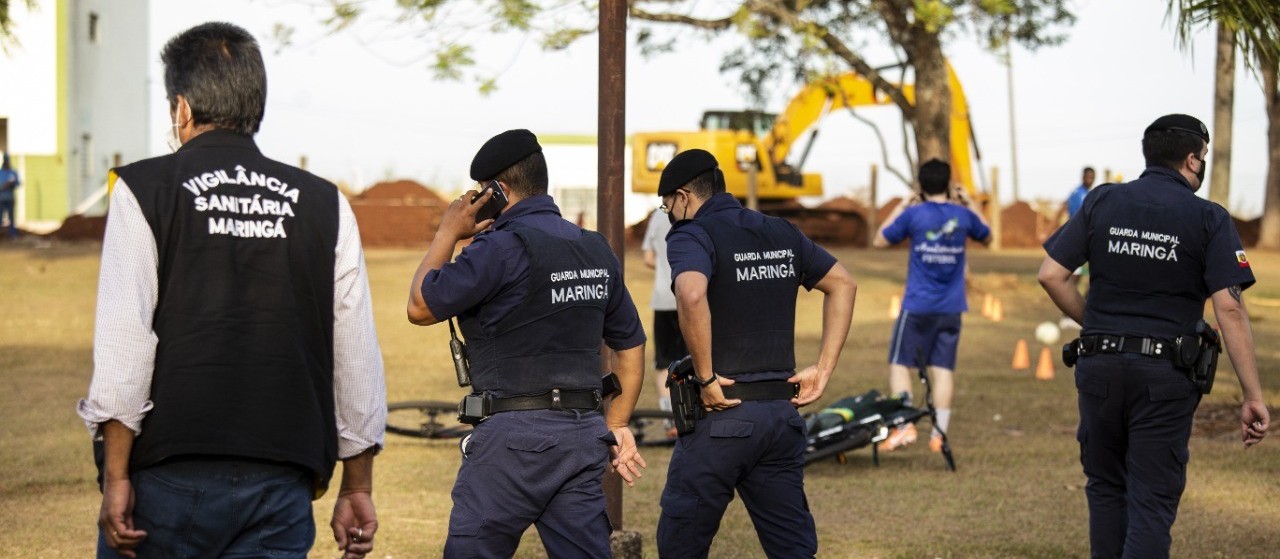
[1209,22,1234,209]
[910,38,951,165]
[1259,57,1280,250]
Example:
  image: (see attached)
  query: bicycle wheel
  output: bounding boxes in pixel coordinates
[628,408,677,447]
[386,400,471,439]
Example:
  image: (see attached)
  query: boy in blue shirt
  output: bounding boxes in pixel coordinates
[873,159,991,452]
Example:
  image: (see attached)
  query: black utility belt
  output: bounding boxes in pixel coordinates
[722,380,800,401]
[1063,323,1221,395]
[1075,335,1176,361]
[458,389,602,425]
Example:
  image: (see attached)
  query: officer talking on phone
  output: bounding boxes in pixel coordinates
[1039,114,1269,558]
[655,149,857,558]
[406,129,648,557]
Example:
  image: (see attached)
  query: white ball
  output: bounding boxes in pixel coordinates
[1035,321,1062,345]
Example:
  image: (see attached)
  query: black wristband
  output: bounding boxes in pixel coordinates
[694,372,718,388]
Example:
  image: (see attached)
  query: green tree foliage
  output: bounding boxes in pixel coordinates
[1167,0,1280,71]
[1167,1,1280,245]
[1,0,38,54]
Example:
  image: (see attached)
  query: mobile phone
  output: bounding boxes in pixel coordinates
[472,180,508,223]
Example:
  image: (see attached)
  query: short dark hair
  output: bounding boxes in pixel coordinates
[681,168,724,199]
[1142,130,1205,169]
[161,22,267,135]
[918,159,950,195]
[494,152,549,198]
[1082,167,1095,176]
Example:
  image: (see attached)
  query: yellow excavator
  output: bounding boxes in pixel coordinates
[632,63,982,203]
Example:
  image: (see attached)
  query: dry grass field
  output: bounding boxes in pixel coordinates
[1,241,1278,558]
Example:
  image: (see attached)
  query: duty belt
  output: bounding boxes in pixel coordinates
[489,388,602,413]
[1077,335,1175,361]
[722,381,799,401]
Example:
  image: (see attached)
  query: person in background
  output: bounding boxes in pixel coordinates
[642,206,687,429]
[873,159,991,453]
[1055,166,1097,329]
[0,153,20,239]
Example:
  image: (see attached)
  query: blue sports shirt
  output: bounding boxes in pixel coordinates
[881,201,990,313]
[1066,184,1089,218]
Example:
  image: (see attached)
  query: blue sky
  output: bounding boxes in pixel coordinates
[148,1,1271,217]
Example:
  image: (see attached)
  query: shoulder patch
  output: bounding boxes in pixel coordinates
[1236,250,1250,269]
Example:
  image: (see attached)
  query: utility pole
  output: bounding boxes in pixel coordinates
[1005,37,1021,203]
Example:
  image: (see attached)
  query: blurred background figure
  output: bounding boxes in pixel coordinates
[0,153,20,239]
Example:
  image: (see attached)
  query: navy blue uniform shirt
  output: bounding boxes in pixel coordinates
[667,193,838,380]
[422,194,646,351]
[1044,166,1255,339]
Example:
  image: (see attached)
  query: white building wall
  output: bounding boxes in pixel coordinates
[69,0,150,212]
[0,1,59,155]
[542,142,655,230]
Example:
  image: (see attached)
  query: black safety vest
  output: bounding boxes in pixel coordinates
[459,224,616,396]
[700,213,800,375]
[117,130,340,486]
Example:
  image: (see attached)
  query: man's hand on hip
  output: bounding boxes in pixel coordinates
[701,375,741,412]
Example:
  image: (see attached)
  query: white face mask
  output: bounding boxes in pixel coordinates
[165,102,188,152]
[164,121,183,153]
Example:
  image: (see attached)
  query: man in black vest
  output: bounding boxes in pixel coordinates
[407,129,648,557]
[653,149,857,558]
[1040,114,1268,557]
[77,23,386,559]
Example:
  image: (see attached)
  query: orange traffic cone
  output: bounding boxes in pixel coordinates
[1012,339,1030,369]
[990,299,1004,322]
[982,293,994,318]
[1035,347,1055,380]
[889,295,901,319]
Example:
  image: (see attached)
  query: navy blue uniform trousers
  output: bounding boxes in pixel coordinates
[445,409,614,558]
[1075,353,1201,559]
[656,400,817,559]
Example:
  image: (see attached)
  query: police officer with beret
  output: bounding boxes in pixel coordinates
[407,129,648,557]
[654,149,856,558]
[1039,114,1269,558]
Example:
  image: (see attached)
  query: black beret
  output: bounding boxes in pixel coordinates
[1144,114,1209,143]
[469,129,543,181]
[658,149,720,196]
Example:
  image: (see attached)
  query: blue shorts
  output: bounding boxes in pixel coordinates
[888,311,962,370]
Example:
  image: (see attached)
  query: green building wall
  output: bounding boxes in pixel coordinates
[20,0,69,223]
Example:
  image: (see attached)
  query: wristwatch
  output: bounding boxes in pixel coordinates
[694,372,718,388]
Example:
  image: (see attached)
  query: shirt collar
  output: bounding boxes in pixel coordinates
[693,192,741,219]
[177,129,261,154]
[493,193,562,229]
[1138,165,1193,190]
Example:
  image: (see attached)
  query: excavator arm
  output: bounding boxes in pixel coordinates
[761,62,978,195]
